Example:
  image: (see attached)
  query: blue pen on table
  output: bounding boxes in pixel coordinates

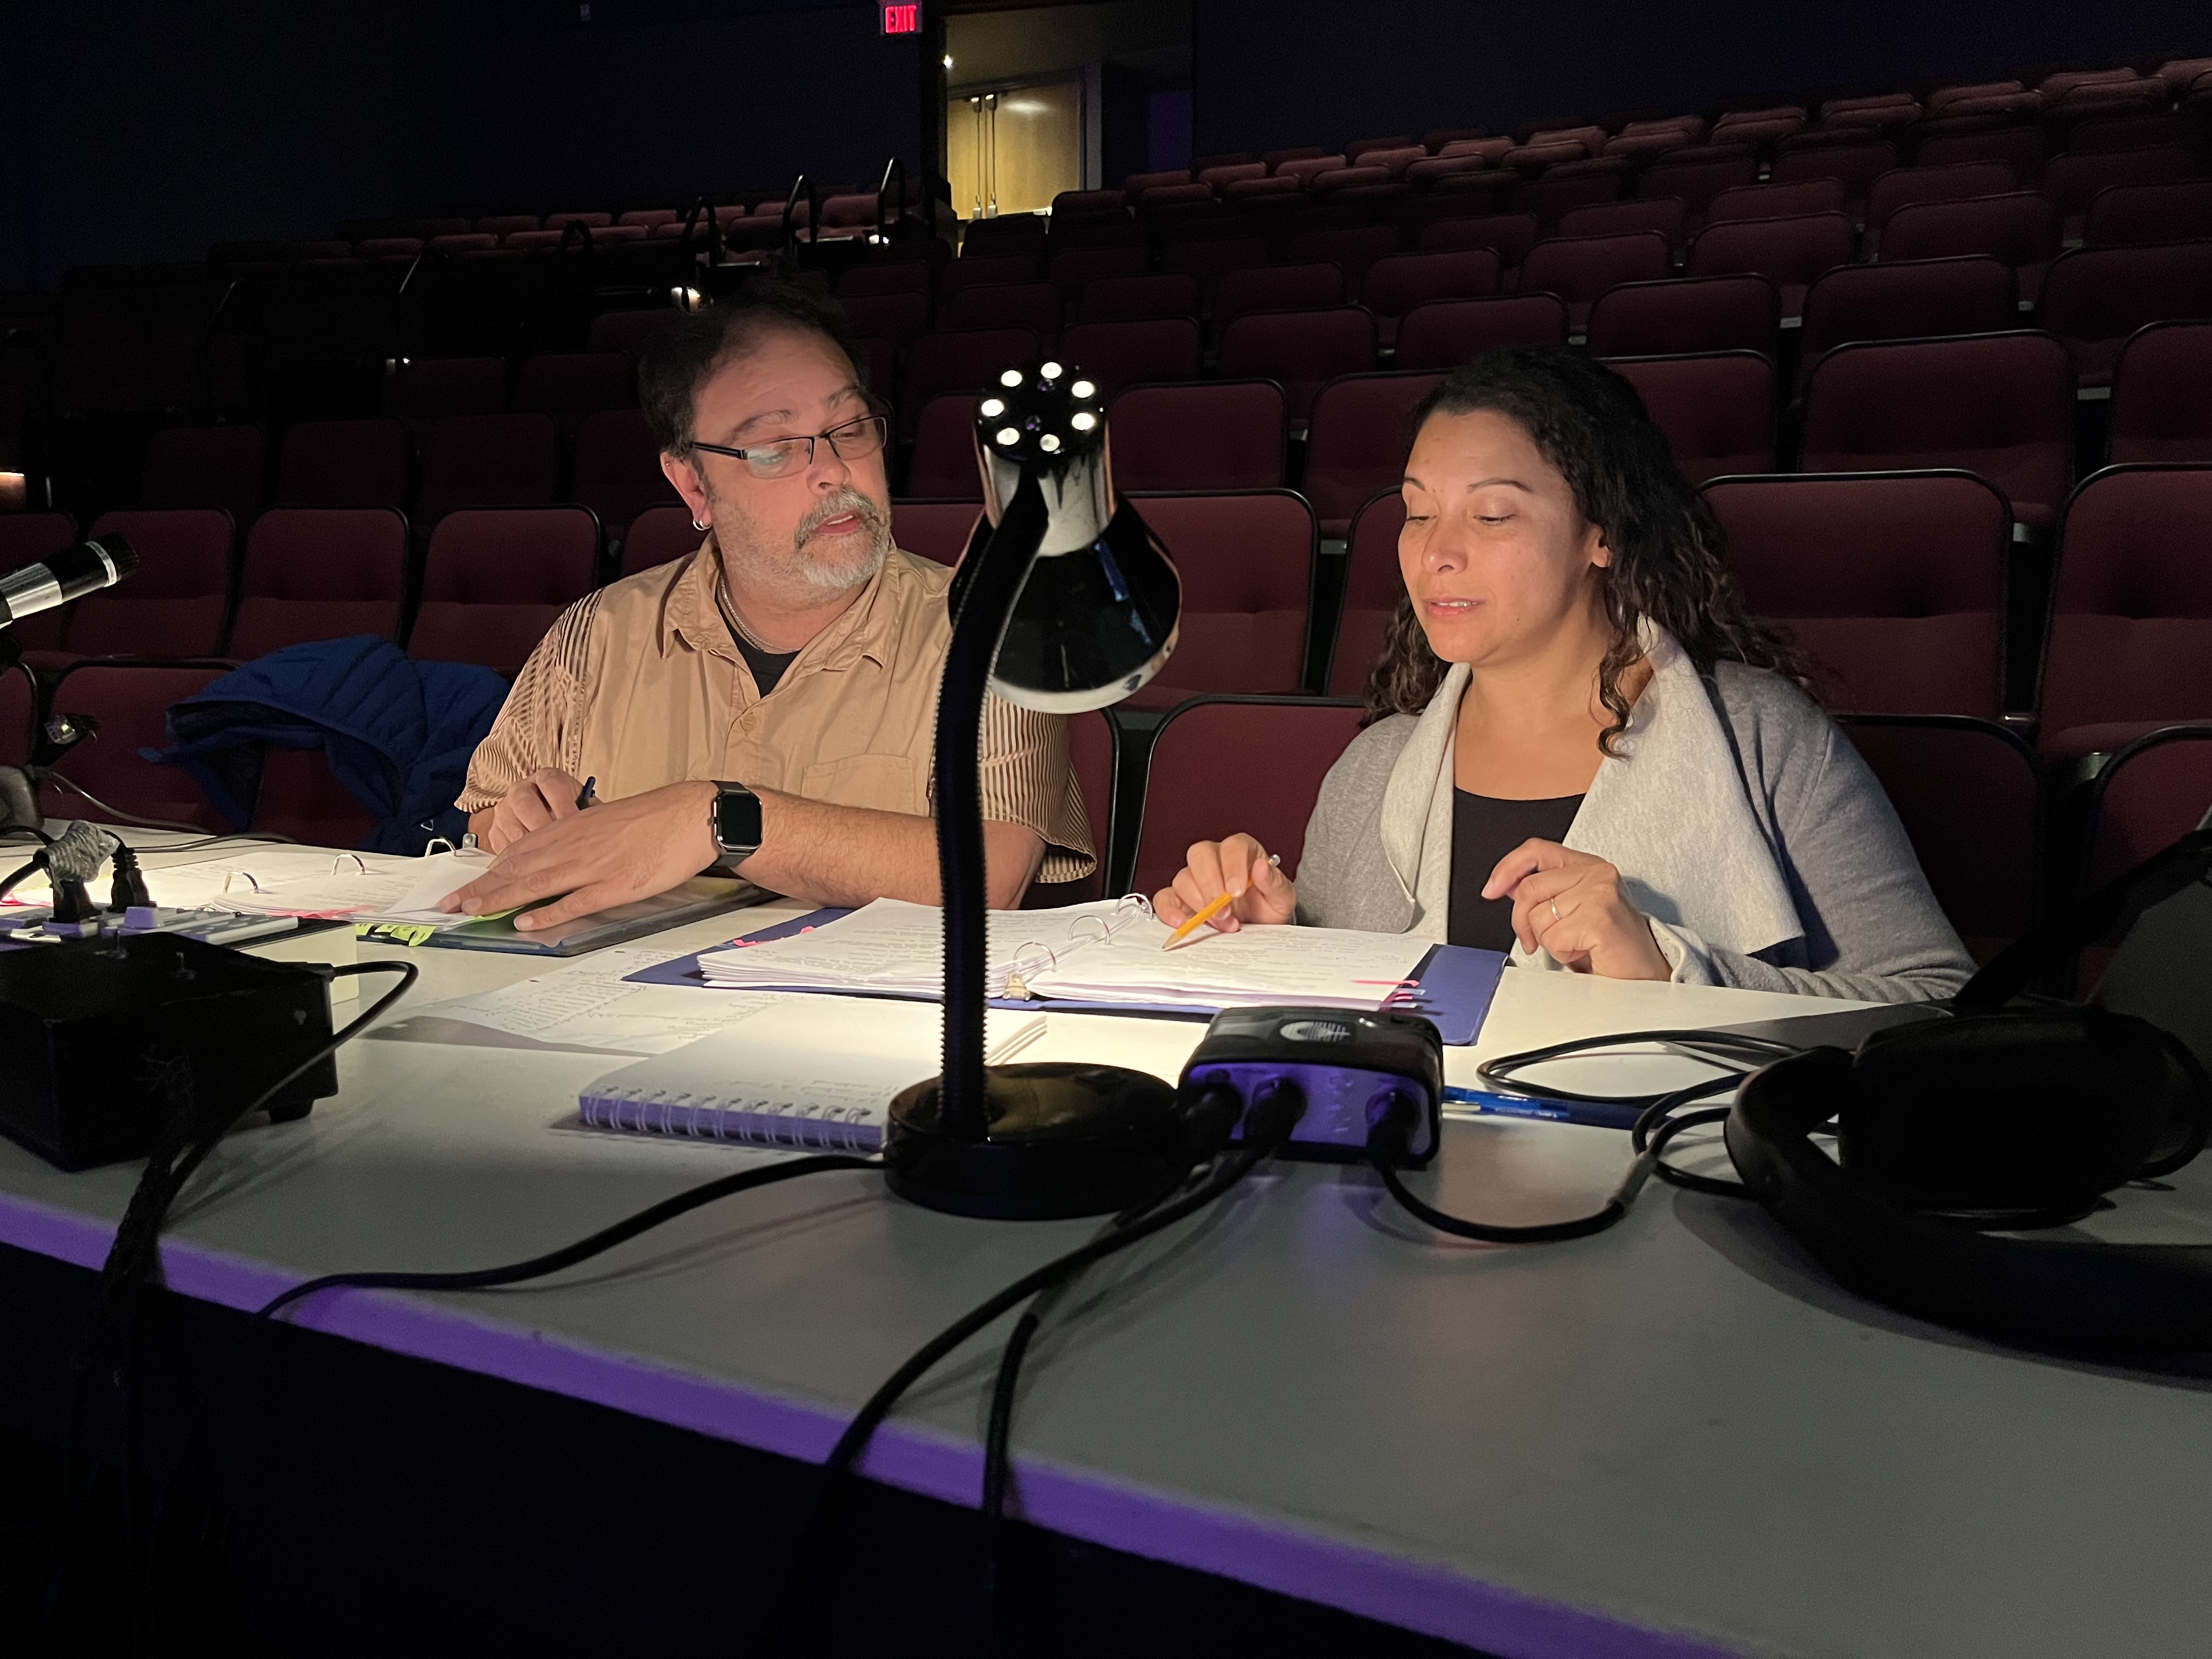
[575,776,597,810]
[1443,1086,1646,1132]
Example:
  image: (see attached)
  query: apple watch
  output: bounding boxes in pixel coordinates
[709,781,764,862]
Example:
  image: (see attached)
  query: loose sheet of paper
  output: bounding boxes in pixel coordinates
[383,947,783,1054]
[2,846,491,927]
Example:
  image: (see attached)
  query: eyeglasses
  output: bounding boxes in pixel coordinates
[690,413,890,479]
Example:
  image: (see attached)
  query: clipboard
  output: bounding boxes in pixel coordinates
[424,878,767,957]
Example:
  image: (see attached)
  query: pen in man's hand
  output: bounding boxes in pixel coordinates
[575,776,597,810]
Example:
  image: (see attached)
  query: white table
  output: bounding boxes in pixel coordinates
[5,870,2210,1658]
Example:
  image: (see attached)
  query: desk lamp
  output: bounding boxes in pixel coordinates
[884,362,1184,1220]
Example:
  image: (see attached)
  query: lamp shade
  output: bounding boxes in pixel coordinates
[961,360,1180,714]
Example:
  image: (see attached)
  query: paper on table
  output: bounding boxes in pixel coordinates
[1,846,489,926]
[1032,909,1431,1009]
[696,896,1140,996]
[698,894,1426,1011]
[377,947,782,1054]
[4,847,414,912]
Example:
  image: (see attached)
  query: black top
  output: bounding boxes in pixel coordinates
[716,580,799,695]
[732,633,798,697]
[1448,788,1585,953]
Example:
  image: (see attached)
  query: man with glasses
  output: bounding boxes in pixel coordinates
[441,280,1090,931]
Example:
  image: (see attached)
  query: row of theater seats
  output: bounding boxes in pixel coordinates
[7,658,2204,991]
[1085,56,2212,223]
[898,318,2212,539]
[868,165,2212,353]
[8,456,2203,760]
[43,245,2212,555]
[108,403,678,545]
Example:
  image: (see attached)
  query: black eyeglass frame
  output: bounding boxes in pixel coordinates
[689,411,891,475]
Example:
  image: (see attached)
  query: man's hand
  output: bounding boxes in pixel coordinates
[444,779,719,932]
[473,767,589,855]
[1152,834,1297,933]
[1483,839,1670,980]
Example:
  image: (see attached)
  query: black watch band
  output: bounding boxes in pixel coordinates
[709,781,764,861]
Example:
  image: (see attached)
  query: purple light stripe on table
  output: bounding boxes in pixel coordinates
[0,1187,1728,1658]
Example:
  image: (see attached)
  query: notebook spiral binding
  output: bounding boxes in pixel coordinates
[579,1087,884,1152]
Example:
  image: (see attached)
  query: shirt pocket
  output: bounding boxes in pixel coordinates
[799,752,919,813]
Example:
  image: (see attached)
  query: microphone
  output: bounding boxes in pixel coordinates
[0,534,137,627]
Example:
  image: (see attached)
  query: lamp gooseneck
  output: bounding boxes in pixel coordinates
[882,360,1189,1221]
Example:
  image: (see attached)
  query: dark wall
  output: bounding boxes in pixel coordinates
[0,0,921,287]
[1192,0,2211,153]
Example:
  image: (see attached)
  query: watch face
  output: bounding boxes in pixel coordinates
[716,787,764,851]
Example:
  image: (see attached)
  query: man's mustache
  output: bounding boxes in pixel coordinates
[796,488,887,545]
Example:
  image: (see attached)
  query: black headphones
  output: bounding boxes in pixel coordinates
[1724,828,2212,1353]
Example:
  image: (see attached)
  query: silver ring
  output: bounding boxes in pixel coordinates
[1549,899,1561,924]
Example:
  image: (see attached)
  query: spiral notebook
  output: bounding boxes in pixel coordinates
[576,997,1046,1152]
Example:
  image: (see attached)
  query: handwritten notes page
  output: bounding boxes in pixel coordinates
[695,896,1429,1012]
[696,898,1141,996]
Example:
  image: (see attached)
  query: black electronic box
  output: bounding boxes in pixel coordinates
[0,932,338,1171]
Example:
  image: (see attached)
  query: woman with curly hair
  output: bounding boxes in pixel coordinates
[1154,348,1970,1002]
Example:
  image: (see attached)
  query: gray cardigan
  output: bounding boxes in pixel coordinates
[1295,635,1974,1003]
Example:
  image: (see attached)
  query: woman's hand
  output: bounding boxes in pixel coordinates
[1153,834,1297,933]
[1483,839,1670,980]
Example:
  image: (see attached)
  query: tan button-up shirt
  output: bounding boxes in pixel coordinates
[456,539,1093,882]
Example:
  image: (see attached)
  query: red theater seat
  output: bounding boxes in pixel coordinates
[1798,333,2073,527]
[408,505,599,672]
[890,500,982,567]
[39,663,228,831]
[139,424,267,525]
[1302,371,1442,537]
[572,408,681,537]
[1106,381,1286,493]
[276,419,410,510]
[1328,490,1406,697]
[1837,715,2042,962]
[2108,323,2212,465]
[1216,308,1378,427]
[69,509,234,658]
[1605,352,1775,484]
[1130,696,1369,899]
[2039,465,2212,760]
[228,507,409,657]
[1795,258,2017,393]
[618,504,703,579]
[412,413,559,529]
[1703,471,2011,719]
[1117,492,1314,711]
[1394,295,1569,369]
[1584,275,1780,359]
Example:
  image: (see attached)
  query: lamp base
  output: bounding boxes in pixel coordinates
[883,1063,1184,1220]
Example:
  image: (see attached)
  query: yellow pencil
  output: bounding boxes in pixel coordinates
[1162,853,1281,949]
[1163,889,1236,949]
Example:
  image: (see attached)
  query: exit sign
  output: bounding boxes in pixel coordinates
[880,3,919,33]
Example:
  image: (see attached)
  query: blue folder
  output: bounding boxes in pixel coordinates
[622,909,1508,1046]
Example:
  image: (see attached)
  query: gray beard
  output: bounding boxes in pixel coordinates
[712,484,891,598]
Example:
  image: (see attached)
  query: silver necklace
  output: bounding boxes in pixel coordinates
[716,575,786,656]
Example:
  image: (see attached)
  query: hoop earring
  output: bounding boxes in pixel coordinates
[692,517,710,533]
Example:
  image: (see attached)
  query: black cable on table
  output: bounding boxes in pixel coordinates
[769,1082,1307,1655]
[1476,1028,1799,1106]
[138,1151,885,1651]
[256,1153,883,1319]
[47,958,419,1643]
